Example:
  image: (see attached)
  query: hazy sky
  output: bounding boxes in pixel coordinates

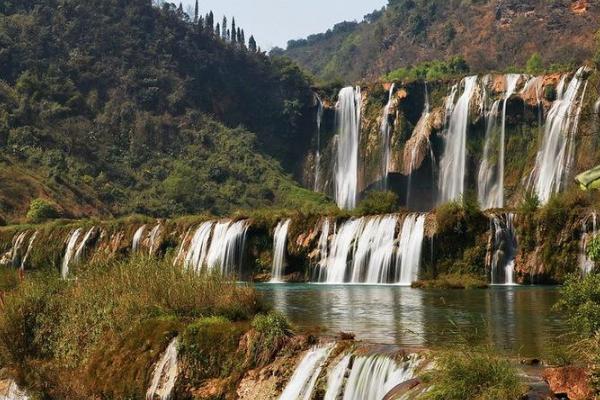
[181,0,388,49]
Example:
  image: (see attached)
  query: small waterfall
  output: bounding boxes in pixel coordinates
[380,83,396,190]
[478,101,501,209]
[61,229,83,279]
[324,354,352,400]
[0,380,30,400]
[74,227,96,264]
[531,67,589,203]
[148,224,162,255]
[335,86,362,210]
[314,95,324,192]
[339,354,420,400]
[271,219,291,283]
[132,225,147,252]
[396,214,426,286]
[489,213,518,285]
[279,344,334,400]
[315,214,425,285]
[580,212,597,276]
[7,232,28,268]
[146,338,178,400]
[316,219,331,282]
[183,222,214,272]
[424,81,430,114]
[20,231,38,270]
[205,220,249,276]
[438,76,478,204]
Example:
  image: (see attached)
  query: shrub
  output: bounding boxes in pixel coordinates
[556,273,600,337]
[356,191,398,215]
[588,236,600,263]
[425,348,523,400]
[26,198,59,222]
[249,312,292,366]
[526,52,544,75]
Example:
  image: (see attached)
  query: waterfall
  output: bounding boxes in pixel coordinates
[380,83,396,190]
[279,344,334,400]
[324,355,352,400]
[478,101,501,209]
[6,232,28,268]
[183,222,214,272]
[424,81,430,114]
[146,338,178,400]
[148,224,162,255]
[316,219,331,282]
[0,380,30,400]
[74,227,96,264]
[438,76,478,204]
[335,86,362,210]
[20,231,38,270]
[396,214,426,286]
[314,214,425,285]
[61,229,83,279]
[340,354,420,400]
[531,67,589,203]
[315,95,324,192]
[580,212,597,276]
[271,219,291,283]
[132,225,146,252]
[205,220,249,276]
[489,213,518,285]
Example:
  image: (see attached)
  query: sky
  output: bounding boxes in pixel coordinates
[181,0,388,49]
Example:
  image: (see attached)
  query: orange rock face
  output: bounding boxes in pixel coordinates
[543,366,592,400]
[571,0,588,15]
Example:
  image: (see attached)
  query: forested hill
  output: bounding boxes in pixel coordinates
[278,0,600,83]
[0,0,327,222]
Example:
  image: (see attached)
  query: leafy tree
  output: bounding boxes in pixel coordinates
[26,199,60,222]
[557,273,600,337]
[526,52,544,74]
[356,191,398,215]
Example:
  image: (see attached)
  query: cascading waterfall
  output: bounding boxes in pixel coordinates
[132,225,146,252]
[478,75,520,209]
[6,232,28,268]
[315,214,425,285]
[489,213,518,285]
[315,219,331,282]
[279,344,334,400]
[146,338,178,400]
[20,231,38,270]
[61,228,83,279]
[380,83,396,190]
[424,81,430,114]
[396,214,426,286]
[315,95,324,192]
[270,219,291,283]
[74,227,96,264]
[148,224,162,255]
[438,76,478,204]
[335,86,362,210]
[177,220,249,276]
[580,212,597,276]
[531,67,589,203]
[337,354,420,400]
[323,354,352,400]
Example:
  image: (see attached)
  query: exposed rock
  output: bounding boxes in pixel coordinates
[402,109,443,174]
[571,0,589,15]
[543,366,592,400]
[383,378,422,399]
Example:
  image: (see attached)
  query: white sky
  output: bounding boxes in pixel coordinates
[180,0,388,49]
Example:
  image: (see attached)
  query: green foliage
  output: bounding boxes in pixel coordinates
[249,312,292,366]
[356,191,399,215]
[526,52,544,75]
[413,273,488,289]
[519,191,540,215]
[588,236,600,263]
[384,56,470,82]
[594,29,600,68]
[557,273,600,337]
[26,198,59,222]
[544,84,557,102]
[424,348,523,400]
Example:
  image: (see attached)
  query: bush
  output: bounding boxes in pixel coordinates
[356,191,398,215]
[26,198,60,222]
[249,312,292,366]
[588,236,600,263]
[556,273,600,337]
[425,348,523,400]
[526,52,544,75]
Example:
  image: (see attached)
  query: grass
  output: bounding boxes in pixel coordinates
[413,273,488,289]
[424,347,524,400]
[0,256,265,398]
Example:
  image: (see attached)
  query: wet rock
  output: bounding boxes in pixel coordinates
[383,378,422,399]
[543,366,592,400]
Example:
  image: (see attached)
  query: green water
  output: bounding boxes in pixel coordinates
[257,284,564,358]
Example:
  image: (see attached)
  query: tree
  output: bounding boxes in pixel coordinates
[27,198,60,222]
[526,52,544,75]
[222,16,228,41]
[194,0,198,23]
[248,35,257,52]
[215,22,220,38]
[240,29,245,47]
[231,18,236,44]
[206,11,214,34]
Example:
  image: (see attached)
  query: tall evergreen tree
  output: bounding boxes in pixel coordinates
[206,11,214,34]
[248,35,257,53]
[222,16,227,41]
[194,0,198,23]
[215,22,220,38]
[227,29,231,42]
[236,28,242,46]
[197,15,204,31]
[231,18,236,44]
[241,29,245,46]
